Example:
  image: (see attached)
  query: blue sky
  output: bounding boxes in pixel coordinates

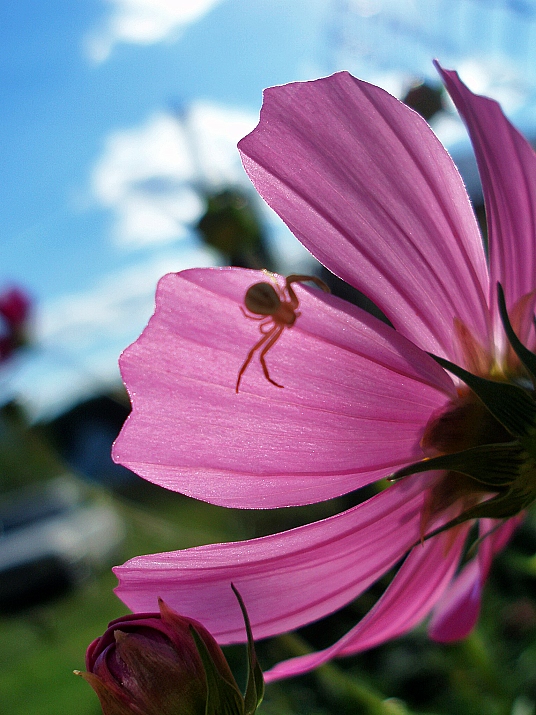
[2,0,536,417]
[1,0,327,415]
[1,0,322,298]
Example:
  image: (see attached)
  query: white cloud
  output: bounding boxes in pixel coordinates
[455,57,529,115]
[91,103,258,248]
[86,0,223,63]
[12,246,218,419]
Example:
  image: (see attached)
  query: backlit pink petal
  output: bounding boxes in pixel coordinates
[428,556,481,642]
[479,515,522,560]
[111,67,534,678]
[437,64,536,324]
[113,267,454,508]
[239,72,491,357]
[474,515,521,598]
[114,476,428,643]
[265,525,468,681]
[429,516,521,642]
[507,289,536,354]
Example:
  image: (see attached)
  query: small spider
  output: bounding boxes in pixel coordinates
[236,273,330,392]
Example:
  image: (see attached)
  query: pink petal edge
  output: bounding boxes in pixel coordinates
[429,515,522,642]
[437,63,536,333]
[113,476,428,643]
[113,268,454,508]
[265,524,469,681]
[239,71,491,357]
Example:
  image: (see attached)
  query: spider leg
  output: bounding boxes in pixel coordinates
[259,325,285,388]
[235,327,276,393]
[240,306,266,320]
[285,274,330,309]
[259,318,275,334]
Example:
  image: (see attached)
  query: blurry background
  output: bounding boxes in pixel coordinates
[1,1,536,713]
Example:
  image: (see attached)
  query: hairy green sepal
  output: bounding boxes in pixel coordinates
[192,585,264,715]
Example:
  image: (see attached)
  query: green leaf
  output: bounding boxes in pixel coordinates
[389,442,524,488]
[497,283,536,386]
[190,626,244,715]
[231,584,264,715]
[429,354,536,438]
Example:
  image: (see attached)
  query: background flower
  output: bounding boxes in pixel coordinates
[0,286,31,362]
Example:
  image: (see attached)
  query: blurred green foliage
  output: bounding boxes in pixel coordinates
[196,188,275,270]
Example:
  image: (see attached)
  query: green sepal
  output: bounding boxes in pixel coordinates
[497,283,536,387]
[421,482,536,545]
[232,584,264,715]
[429,353,536,438]
[389,442,524,488]
[190,626,245,715]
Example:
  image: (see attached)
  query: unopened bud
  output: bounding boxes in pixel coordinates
[78,587,263,715]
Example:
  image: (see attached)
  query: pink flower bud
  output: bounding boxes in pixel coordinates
[0,287,31,328]
[0,286,32,361]
[79,599,242,715]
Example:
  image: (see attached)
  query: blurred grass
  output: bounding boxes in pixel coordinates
[0,570,121,715]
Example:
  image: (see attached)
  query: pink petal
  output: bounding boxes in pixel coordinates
[429,515,521,642]
[479,515,522,562]
[265,525,468,681]
[428,556,481,642]
[239,72,491,357]
[114,476,428,643]
[0,287,31,327]
[507,289,536,354]
[113,268,454,508]
[437,64,536,325]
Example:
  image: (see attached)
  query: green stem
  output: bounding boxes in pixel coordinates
[451,630,512,715]
[278,633,424,715]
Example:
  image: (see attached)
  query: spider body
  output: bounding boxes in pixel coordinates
[236,274,329,392]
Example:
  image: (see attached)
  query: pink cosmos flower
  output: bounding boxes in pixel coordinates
[0,287,31,362]
[112,64,536,681]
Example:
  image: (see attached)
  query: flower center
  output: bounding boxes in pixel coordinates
[390,285,536,540]
[420,388,513,530]
[422,388,511,456]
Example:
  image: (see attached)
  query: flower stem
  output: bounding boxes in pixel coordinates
[451,630,512,715]
[278,633,424,715]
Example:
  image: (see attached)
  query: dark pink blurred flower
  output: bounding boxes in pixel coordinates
[0,286,31,361]
[111,64,536,680]
[80,599,248,715]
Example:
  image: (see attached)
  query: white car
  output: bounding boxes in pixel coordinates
[0,476,125,612]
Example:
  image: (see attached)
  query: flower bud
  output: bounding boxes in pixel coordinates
[0,287,31,327]
[0,286,31,361]
[78,598,247,715]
